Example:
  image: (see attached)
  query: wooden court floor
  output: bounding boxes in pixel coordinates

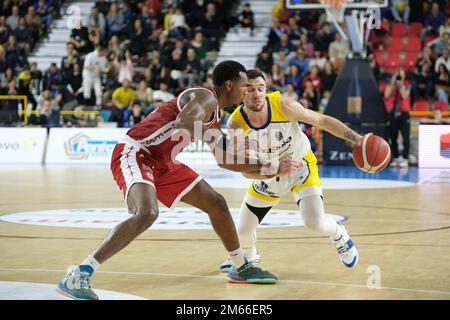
[0,166,449,300]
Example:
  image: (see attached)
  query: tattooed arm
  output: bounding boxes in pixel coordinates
[280,95,364,145]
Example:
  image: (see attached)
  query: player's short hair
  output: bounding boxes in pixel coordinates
[246,69,266,81]
[212,60,246,87]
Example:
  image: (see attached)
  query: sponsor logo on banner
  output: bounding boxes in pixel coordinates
[0,208,347,230]
[440,133,450,158]
[64,132,117,160]
[0,128,46,163]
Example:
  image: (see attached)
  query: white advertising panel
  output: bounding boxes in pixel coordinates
[0,128,47,164]
[46,128,127,164]
[419,125,450,168]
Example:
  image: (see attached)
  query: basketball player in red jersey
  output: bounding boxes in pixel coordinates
[57,60,301,300]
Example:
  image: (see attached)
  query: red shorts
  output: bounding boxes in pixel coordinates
[111,143,202,208]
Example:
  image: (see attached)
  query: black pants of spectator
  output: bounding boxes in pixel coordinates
[109,106,129,128]
[389,112,410,159]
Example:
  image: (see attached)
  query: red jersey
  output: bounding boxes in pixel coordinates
[119,87,220,170]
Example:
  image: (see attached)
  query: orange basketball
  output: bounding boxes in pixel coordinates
[352,133,391,174]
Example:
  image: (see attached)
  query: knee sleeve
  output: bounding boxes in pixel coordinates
[299,195,337,235]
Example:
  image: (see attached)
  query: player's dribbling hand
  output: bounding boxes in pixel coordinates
[260,159,302,177]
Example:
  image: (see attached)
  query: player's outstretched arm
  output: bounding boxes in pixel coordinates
[280,95,364,145]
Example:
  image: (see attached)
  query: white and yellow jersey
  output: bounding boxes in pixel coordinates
[229,91,322,206]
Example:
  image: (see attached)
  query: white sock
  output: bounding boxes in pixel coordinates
[228,248,246,268]
[333,224,344,241]
[243,246,258,261]
[81,255,100,271]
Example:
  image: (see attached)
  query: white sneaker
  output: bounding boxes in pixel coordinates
[218,254,261,273]
[333,224,358,268]
[399,158,409,168]
[390,157,400,168]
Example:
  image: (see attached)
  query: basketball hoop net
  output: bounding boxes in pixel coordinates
[320,0,352,40]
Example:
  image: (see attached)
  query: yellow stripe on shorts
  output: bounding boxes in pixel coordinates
[291,150,322,193]
[247,184,281,202]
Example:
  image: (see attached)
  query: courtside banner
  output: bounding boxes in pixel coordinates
[0,128,47,164]
[46,128,128,164]
[419,124,450,168]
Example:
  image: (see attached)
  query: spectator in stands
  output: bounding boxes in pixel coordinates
[302,80,319,110]
[417,46,436,73]
[95,0,111,16]
[153,81,175,103]
[274,33,295,56]
[412,62,434,102]
[319,90,331,113]
[0,16,12,45]
[6,5,19,30]
[435,63,450,103]
[271,63,285,88]
[69,22,93,55]
[239,3,254,36]
[191,31,208,62]
[65,63,83,102]
[421,2,445,43]
[289,48,309,78]
[110,79,135,127]
[108,35,124,57]
[267,16,288,47]
[82,46,108,107]
[156,32,175,65]
[264,74,282,93]
[435,48,450,73]
[118,1,133,27]
[0,79,19,124]
[439,17,450,38]
[309,50,327,70]
[129,18,147,57]
[147,50,162,89]
[42,62,62,94]
[18,64,37,109]
[0,67,15,89]
[315,22,335,53]
[286,16,302,44]
[255,49,273,75]
[329,32,349,62]
[432,32,450,57]
[102,51,119,102]
[384,69,411,168]
[285,64,302,93]
[184,0,206,29]
[134,80,154,116]
[34,0,52,31]
[391,0,410,23]
[320,61,337,95]
[178,48,201,89]
[201,3,221,51]
[168,7,188,39]
[284,83,299,101]
[29,62,42,95]
[61,43,80,82]
[0,45,6,77]
[5,35,22,69]
[420,104,450,124]
[25,6,42,43]
[107,3,125,38]
[114,50,134,83]
[31,98,58,126]
[273,49,290,72]
[14,17,33,56]
[299,33,314,58]
[87,6,106,43]
[302,65,321,93]
[138,5,152,34]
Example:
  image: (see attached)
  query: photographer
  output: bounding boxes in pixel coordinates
[384,69,411,168]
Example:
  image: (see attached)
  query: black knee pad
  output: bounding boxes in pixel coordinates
[246,203,272,223]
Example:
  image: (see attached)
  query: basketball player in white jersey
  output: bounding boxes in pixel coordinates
[219,70,365,272]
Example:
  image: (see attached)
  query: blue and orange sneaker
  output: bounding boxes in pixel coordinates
[56,265,99,300]
[226,261,277,284]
